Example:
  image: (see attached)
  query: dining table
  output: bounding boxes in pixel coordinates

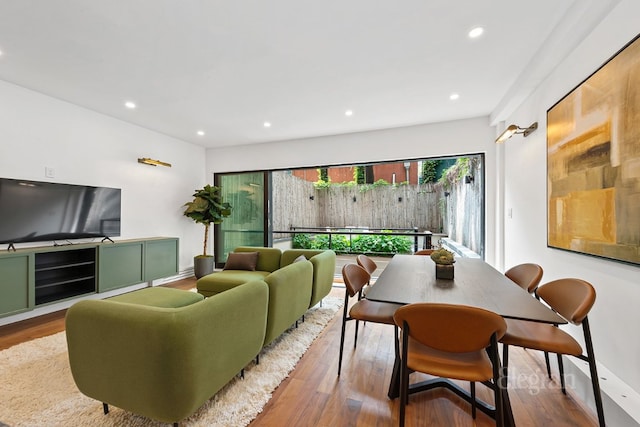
[364,254,566,427]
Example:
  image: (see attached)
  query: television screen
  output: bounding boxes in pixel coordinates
[0,178,121,245]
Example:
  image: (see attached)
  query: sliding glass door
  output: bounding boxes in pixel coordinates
[214,171,271,267]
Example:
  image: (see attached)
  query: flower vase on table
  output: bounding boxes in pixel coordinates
[430,248,455,280]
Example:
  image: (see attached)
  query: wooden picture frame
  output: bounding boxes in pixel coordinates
[547,34,640,266]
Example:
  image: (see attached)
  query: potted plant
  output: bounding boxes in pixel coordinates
[183,184,232,278]
[430,248,455,279]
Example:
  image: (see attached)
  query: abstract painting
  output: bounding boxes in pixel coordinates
[547,34,640,266]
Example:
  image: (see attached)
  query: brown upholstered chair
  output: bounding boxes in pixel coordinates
[394,303,507,427]
[356,254,377,286]
[413,249,434,256]
[501,278,605,427]
[338,263,402,376]
[504,263,543,294]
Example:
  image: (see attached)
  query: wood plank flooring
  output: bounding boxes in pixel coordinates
[0,278,598,427]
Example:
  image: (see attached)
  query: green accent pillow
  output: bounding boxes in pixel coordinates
[224,252,259,271]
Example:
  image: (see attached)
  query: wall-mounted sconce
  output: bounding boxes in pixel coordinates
[464,175,474,184]
[495,122,538,143]
[309,195,315,201]
[444,191,450,197]
[138,158,172,167]
[352,196,357,202]
[398,197,403,202]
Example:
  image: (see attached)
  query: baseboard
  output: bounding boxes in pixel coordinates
[563,356,640,426]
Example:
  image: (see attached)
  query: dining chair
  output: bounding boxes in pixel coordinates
[338,263,402,376]
[356,254,377,286]
[501,278,605,427]
[413,249,434,255]
[504,263,543,294]
[394,303,507,427]
[502,262,556,378]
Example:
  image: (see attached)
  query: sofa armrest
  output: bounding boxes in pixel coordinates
[263,260,313,346]
[309,250,337,307]
[65,280,268,423]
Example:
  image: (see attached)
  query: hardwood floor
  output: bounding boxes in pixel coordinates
[0,278,598,427]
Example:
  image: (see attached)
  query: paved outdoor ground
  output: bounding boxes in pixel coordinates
[333,254,391,280]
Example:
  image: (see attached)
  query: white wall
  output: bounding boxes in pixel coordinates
[206,116,499,262]
[502,0,640,423]
[0,80,206,272]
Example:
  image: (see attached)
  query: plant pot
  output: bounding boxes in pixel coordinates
[194,255,214,279]
[435,263,454,280]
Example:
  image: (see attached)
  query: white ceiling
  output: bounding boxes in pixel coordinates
[0,1,616,148]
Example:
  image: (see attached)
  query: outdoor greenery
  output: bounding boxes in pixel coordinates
[420,159,440,183]
[292,231,412,254]
[353,166,365,184]
[437,157,474,189]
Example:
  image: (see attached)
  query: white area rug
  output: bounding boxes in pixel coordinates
[0,296,342,427]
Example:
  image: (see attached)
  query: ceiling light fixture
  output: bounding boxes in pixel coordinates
[468,27,484,38]
[345,110,353,116]
[263,122,271,128]
[449,93,459,100]
[125,101,136,109]
[197,130,205,136]
[137,157,172,167]
[495,122,538,143]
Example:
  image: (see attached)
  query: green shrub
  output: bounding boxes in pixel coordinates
[292,233,312,249]
[291,231,412,254]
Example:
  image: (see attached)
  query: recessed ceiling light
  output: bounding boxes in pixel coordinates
[345,110,353,116]
[197,130,205,136]
[449,93,460,100]
[468,27,484,39]
[263,122,271,128]
[124,101,136,109]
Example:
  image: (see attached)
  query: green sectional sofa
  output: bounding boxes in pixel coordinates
[65,281,269,426]
[196,246,336,308]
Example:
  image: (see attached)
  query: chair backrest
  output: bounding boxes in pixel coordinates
[342,263,370,298]
[505,263,544,293]
[536,278,596,325]
[414,249,434,256]
[356,254,377,276]
[393,303,507,353]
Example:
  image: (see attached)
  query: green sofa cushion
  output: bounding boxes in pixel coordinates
[234,246,282,272]
[109,287,203,308]
[197,270,270,297]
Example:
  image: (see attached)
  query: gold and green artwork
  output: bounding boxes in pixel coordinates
[547,34,640,265]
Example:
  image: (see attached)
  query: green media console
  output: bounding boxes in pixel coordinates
[0,237,179,318]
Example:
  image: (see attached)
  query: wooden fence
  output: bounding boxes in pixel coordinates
[272,172,444,236]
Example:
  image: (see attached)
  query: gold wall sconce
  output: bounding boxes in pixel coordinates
[137,158,172,167]
[495,122,538,143]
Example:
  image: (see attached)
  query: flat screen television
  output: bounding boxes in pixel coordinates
[0,177,121,245]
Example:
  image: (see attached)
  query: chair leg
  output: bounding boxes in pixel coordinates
[354,319,360,348]
[583,318,606,427]
[557,353,566,394]
[470,382,477,419]
[103,403,109,415]
[544,351,552,379]
[338,295,350,376]
[490,335,505,427]
[502,344,509,381]
[399,321,410,427]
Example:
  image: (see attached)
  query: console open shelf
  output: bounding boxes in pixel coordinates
[34,248,96,305]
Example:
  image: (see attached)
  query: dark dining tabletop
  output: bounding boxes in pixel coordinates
[365,254,565,324]
[365,254,565,427]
